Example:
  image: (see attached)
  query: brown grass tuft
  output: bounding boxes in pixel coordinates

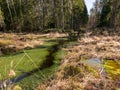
[37,35,120,90]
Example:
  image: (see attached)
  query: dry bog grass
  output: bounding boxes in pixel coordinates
[37,35,120,90]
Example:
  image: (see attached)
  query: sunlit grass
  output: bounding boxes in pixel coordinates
[0,48,49,79]
[0,37,67,89]
[0,38,58,78]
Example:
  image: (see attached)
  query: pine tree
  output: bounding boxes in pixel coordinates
[0,0,88,33]
[99,1,111,27]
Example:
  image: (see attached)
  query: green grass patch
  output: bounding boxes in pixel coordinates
[0,37,68,89]
[16,48,67,89]
[0,48,49,79]
[0,39,57,79]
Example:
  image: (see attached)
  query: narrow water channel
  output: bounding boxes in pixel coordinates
[0,39,65,88]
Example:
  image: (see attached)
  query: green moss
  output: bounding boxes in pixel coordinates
[104,60,120,79]
[86,65,100,77]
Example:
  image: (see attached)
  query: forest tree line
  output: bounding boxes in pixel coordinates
[89,0,120,30]
[0,0,88,33]
[0,0,120,33]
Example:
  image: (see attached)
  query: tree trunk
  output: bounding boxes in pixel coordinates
[61,0,64,32]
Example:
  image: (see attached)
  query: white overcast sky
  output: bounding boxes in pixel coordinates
[85,0,95,14]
